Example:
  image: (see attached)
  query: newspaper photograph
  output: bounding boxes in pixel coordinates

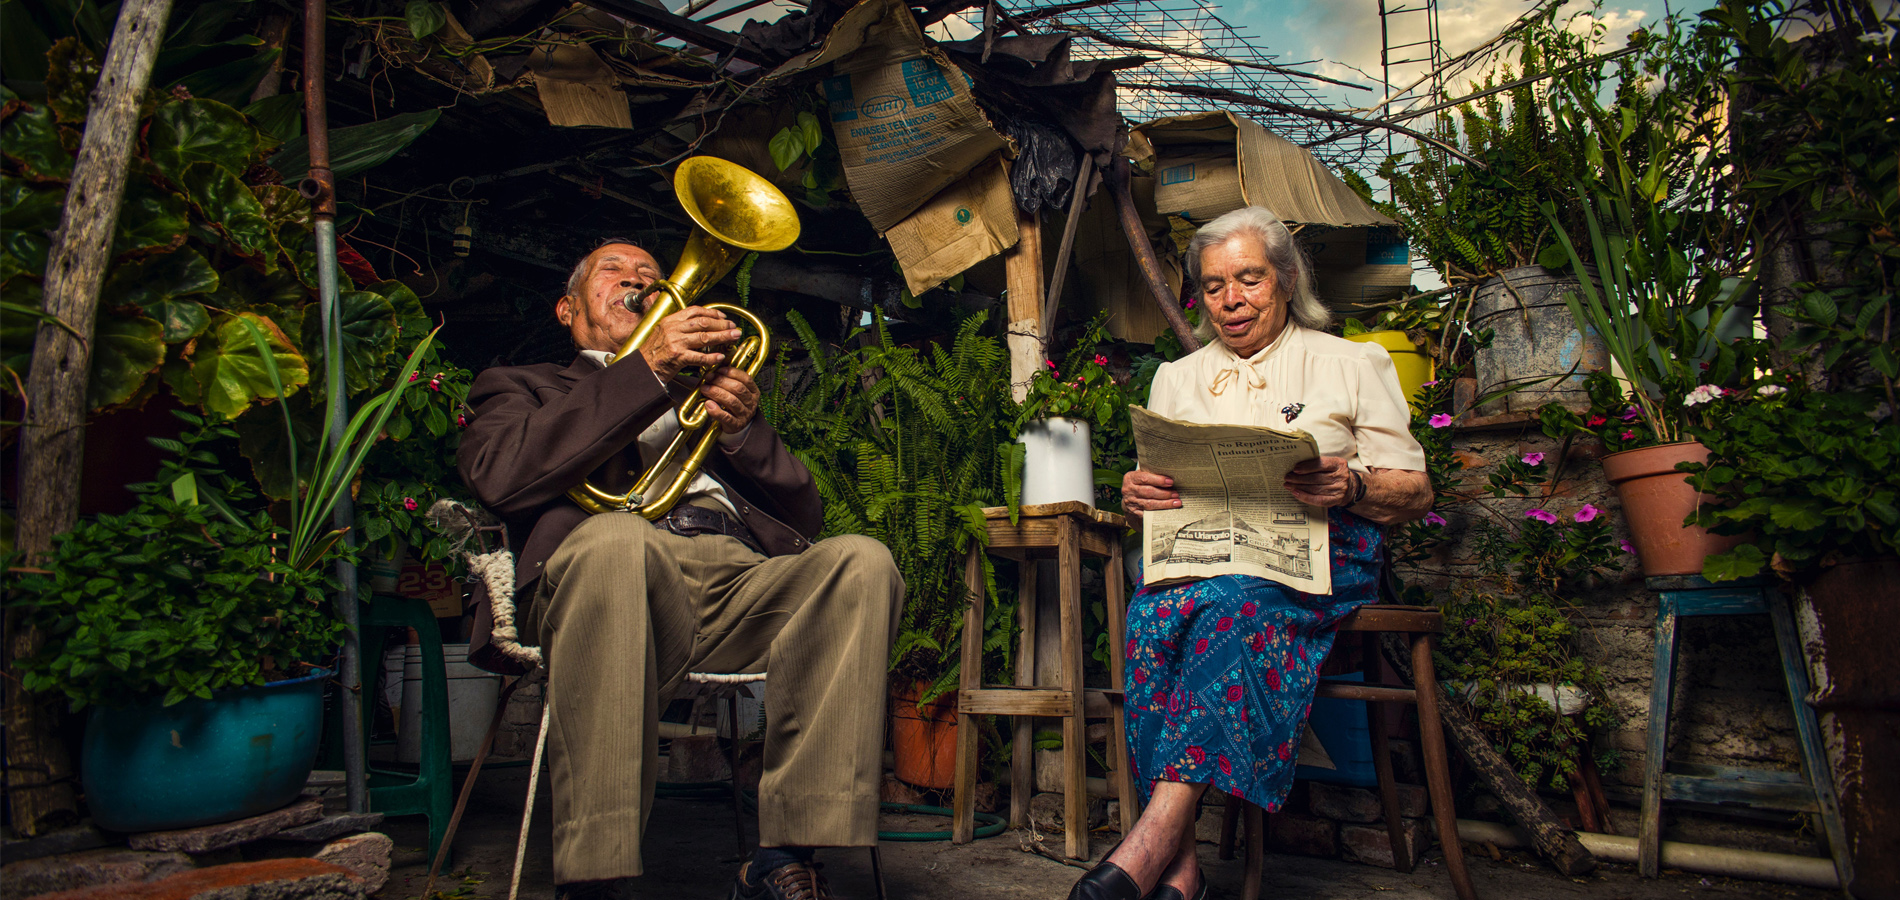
[1130,406,1332,595]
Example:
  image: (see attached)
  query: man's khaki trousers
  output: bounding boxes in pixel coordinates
[525,513,904,884]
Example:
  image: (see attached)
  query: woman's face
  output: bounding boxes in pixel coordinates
[1199,233,1287,358]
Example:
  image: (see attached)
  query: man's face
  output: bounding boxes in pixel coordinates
[556,243,663,353]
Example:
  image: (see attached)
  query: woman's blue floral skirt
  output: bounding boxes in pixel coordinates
[1124,507,1381,810]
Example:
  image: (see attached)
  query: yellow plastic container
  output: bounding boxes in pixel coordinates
[1344,330,1434,412]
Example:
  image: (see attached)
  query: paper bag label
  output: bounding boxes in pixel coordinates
[1159,163,1197,186]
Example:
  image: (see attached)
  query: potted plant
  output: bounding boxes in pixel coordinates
[1013,319,1129,509]
[764,311,1021,789]
[1340,290,1457,412]
[6,322,438,832]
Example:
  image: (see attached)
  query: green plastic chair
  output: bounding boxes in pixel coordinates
[353,594,453,863]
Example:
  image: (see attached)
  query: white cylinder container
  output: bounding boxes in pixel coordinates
[399,642,502,764]
[1018,417,1095,508]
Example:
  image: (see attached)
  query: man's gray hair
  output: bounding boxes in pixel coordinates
[1184,206,1331,341]
[564,236,644,298]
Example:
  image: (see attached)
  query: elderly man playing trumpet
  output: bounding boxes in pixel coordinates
[459,239,903,900]
[1068,207,1432,900]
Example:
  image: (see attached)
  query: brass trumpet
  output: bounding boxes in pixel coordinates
[566,157,801,518]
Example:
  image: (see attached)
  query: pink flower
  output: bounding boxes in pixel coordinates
[1574,504,1602,523]
[1423,511,1447,526]
[1185,298,1196,308]
[1621,430,1636,441]
[1521,452,1545,466]
[408,371,420,382]
[1524,509,1559,524]
[1093,354,1108,367]
[1587,414,1606,426]
[403,497,419,511]
[1620,540,1636,554]
[1423,380,1440,386]
[1621,406,1640,422]
[1429,413,1453,428]
[457,414,468,427]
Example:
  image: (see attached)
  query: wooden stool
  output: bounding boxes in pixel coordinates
[1639,577,1850,885]
[1216,606,1476,900]
[951,501,1137,859]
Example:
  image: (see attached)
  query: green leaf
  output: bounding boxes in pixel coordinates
[180,163,276,259]
[405,1,448,39]
[146,99,264,184]
[1702,543,1765,582]
[1767,502,1825,531]
[798,111,824,154]
[0,177,63,283]
[87,314,166,410]
[44,38,101,125]
[768,126,804,172]
[242,93,305,145]
[100,248,220,342]
[0,91,74,179]
[1800,291,1838,328]
[268,110,441,182]
[170,49,283,110]
[190,313,310,420]
[300,290,396,395]
[233,391,323,499]
[112,178,192,257]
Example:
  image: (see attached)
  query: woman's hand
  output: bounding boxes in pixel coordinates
[1121,470,1180,523]
[1284,456,1354,508]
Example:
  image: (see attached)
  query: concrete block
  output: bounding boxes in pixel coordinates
[33,858,363,900]
[0,848,193,900]
[311,833,390,896]
[1339,818,1432,869]
[269,814,384,844]
[1264,812,1337,858]
[129,800,325,854]
[1028,792,1104,835]
[1307,783,1382,824]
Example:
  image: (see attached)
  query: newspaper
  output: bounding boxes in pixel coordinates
[1131,406,1332,595]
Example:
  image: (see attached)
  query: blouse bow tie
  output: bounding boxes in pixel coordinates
[1209,355,1271,396]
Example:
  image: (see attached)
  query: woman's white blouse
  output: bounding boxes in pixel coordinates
[1147,324,1428,473]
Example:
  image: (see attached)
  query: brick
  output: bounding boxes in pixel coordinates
[1264,812,1337,858]
[34,859,363,900]
[1396,783,1429,819]
[129,800,325,854]
[311,833,390,896]
[1339,818,1432,869]
[1028,792,1104,835]
[0,848,193,900]
[1307,783,1382,824]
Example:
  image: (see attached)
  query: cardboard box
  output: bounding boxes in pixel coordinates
[396,560,465,619]
[529,42,631,129]
[1300,224,1414,313]
[1139,111,1393,228]
[886,154,1018,296]
[1072,176,1181,344]
[768,0,1007,232]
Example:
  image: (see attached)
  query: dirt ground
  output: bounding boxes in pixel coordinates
[373,766,1834,900]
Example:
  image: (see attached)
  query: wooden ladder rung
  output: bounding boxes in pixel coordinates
[959,687,1125,718]
[1315,683,1417,704]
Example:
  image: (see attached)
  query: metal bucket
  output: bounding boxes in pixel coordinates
[1469,266,1608,415]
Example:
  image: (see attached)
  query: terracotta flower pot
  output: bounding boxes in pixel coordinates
[890,684,958,790]
[1800,558,1900,900]
[1599,441,1745,577]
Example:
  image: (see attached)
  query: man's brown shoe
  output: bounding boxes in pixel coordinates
[729,860,832,900]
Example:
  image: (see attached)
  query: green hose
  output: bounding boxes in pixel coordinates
[878,802,1006,842]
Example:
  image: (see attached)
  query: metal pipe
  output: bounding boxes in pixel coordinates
[1452,819,1841,890]
[301,0,364,816]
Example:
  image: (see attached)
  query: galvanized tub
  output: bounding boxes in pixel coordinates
[1469,266,1608,415]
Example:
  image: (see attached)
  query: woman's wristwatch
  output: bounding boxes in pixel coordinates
[1347,470,1369,507]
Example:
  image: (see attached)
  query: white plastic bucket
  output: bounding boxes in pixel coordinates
[381,645,405,722]
[1018,417,1094,507]
[399,643,501,764]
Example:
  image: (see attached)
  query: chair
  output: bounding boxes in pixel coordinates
[349,594,454,863]
[1216,606,1476,900]
[952,501,1138,859]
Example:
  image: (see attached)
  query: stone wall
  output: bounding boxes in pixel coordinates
[1402,417,1803,792]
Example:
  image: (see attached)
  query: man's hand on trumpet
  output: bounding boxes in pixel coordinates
[699,366,760,434]
[638,305,742,380]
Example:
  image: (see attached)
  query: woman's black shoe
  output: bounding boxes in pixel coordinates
[1143,871,1207,900]
[1067,860,1143,900]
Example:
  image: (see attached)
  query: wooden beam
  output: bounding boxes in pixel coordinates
[8,0,177,836]
[583,0,773,67]
[1106,155,1199,352]
[1004,205,1044,402]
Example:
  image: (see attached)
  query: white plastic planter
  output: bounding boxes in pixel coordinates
[399,642,502,763]
[1018,417,1095,508]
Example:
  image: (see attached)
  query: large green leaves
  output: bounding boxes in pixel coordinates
[0,87,75,180]
[242,93,304,145]
[101,248,220,342]
[190,313,309,420]
[299,289,396,395]
[1,176,63,283]
[180,163,275,259]
[146,99,263,184]
[87,314,167,410]
[112,177,192,256]
[269,109,440,181]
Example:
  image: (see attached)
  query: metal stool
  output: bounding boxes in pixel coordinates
[1216,606,1476,900]
[952,501,1137,859]
[1639,576,1850,885]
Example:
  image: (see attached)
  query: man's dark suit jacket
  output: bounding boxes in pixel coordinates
[457,352,824,674]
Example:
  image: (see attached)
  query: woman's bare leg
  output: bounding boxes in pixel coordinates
[1151,813,1202,897]
[1102,781,1205,894]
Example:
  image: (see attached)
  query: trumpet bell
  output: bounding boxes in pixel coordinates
[675,156,801,253]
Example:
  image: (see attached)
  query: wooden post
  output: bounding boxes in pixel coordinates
[1003,205,1044,402]
[7,0,177,836]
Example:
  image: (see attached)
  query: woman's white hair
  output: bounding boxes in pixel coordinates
[1184,206,1330,342]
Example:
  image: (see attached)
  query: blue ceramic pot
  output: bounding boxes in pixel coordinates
[82,669,330,833]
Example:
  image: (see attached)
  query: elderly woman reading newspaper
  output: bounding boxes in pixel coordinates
[1068,207,1431,900]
